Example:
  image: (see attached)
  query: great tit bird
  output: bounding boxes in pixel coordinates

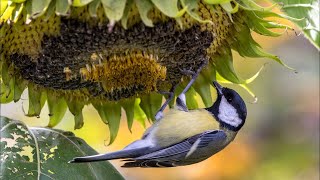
[69,80,247,167]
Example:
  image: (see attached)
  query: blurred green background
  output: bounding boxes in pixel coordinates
[1,26,319,179]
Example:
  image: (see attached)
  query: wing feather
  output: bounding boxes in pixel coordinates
[122,130,227,167]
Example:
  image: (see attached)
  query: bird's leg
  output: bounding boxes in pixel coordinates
[155,83,179,121]
[176,62,207,111]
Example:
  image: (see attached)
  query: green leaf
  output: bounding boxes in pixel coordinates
[13,75,27,102]
[193,72,212,107]
[168,95,175,108]
[56,0,70,16]
[44,0,56,20]
[1,59,11,86]
[231,24,294,70]
[220,1,239,13]
[243,64,265,84]
[135,0,153,27]
[185,86,198,109]
[139,92,162,122]
[203,0,231,4]
[213,47,242,84]
[10,2,23,23]
[201,62,216,83]
[0,1,16,24]
[216,64,265,101]
[101,0,127,21]
[248,9,303,22]
[133,98,146,128]
[139,95,151,121]
[93,102,121,144]
[88,0,101,17]
[0,116,123,179]
[240,0,283,12]
[47,91,68,128]
[181,0,213,24]
[27,84,47,117]
[0,79,14,104]
[150,0,185,17]
[121,0,133,28]
[30,0,51,18]
[245,11,286,37]
[0,24,8,38]
[120,98,135,132]
[272,0,319,49]
[72,0,94,7]
[11,0,27,3]
[216,72,258,103]
[261,21,293,30]
[66,99,85,130]
[0,0,9,16]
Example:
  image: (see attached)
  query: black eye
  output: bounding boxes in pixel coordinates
[225,93,233,102]
[223,88,236,103]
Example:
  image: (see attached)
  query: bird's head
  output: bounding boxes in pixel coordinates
[206,81,247,131]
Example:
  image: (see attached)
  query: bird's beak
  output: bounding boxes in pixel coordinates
[213,81,223,95]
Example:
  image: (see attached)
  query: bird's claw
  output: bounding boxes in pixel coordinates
[154,84,179,121]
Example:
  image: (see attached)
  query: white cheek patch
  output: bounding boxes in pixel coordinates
[218,97,242,127]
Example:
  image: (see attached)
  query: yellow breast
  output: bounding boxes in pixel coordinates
[151,109,220,147]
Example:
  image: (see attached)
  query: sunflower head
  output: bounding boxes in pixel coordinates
[0,0,296,143]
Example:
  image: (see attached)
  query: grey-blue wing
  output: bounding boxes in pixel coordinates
[122,130,227,168]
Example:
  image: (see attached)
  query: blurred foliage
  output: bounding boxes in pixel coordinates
[272,0,320,49]
[0,116,123,179]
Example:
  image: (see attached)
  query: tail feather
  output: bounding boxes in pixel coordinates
[69,147,149,163]
[122,160,175,168]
